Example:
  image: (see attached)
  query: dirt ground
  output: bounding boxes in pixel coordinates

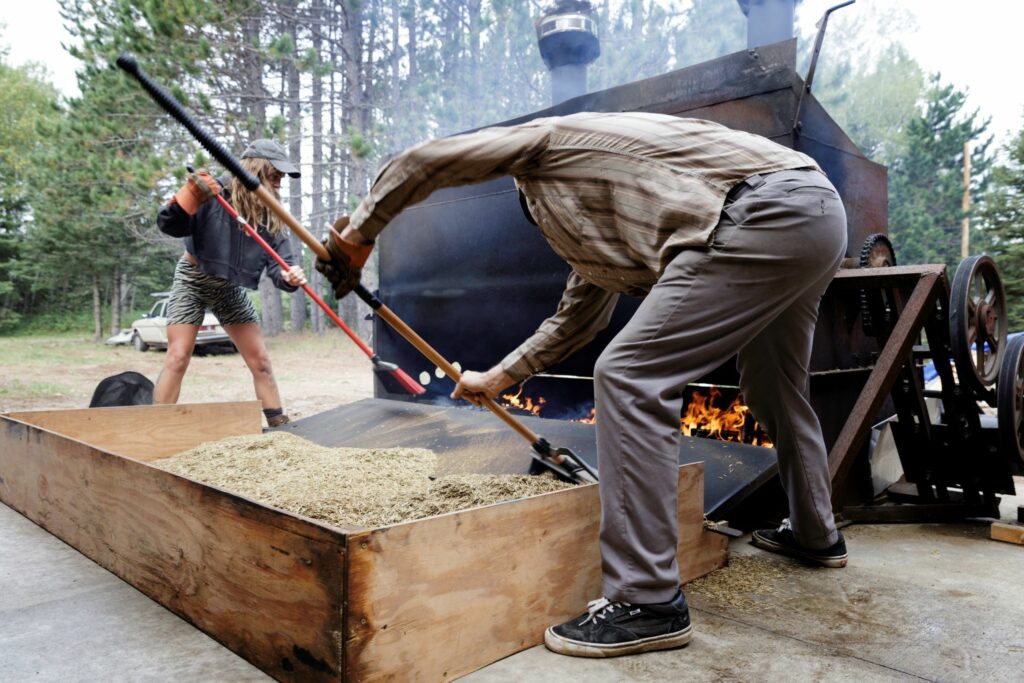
[0,332,374,419]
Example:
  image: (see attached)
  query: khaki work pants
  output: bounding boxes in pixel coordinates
[594,169,848,604]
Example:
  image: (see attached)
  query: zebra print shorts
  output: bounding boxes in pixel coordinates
[165,258,259,326]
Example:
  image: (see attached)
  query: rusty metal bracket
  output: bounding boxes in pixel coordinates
[827,265,946,487]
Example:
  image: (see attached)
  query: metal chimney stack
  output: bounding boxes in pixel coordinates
[536,1,601,105]
[737,0,797,49]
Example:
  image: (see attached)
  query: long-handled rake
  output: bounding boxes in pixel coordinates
[187,166,423,397]
[118,53,597,484]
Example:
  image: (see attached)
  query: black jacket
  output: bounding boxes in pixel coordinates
[156,178,299,292]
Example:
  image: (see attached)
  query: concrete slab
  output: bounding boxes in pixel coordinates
[466,502,1024,682]
[0,504,269,682]
[3,494,1024,681]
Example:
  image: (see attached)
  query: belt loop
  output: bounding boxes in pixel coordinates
[745,173,765,190]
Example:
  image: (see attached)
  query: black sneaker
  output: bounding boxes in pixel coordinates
[751,521,848,568]
[544,590,692,658]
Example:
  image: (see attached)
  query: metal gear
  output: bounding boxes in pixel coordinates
[858,233,897,337]
[859,233,897,268]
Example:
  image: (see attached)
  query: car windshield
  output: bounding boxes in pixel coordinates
[148,300,167,318]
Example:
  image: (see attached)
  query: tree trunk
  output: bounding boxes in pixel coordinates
[340,0,370,340]
[287,2,306,334]
[467,0,482,129]
[92,275,102,342]
[109,265,121,335]
[309,0,326,334]
[241,10,267,139]
[407,0,417,86]
[259,273,284,336]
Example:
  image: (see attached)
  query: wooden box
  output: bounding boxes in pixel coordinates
[0,402,728,681]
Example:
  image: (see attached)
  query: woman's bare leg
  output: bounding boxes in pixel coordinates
[222,323,283,412]
[154,324,199,404]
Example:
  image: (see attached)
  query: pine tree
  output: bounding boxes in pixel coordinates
[0,56,61,331]
[977,123,1024,331]
[888,76,992,269]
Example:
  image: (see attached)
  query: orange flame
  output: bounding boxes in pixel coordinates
[498,386,772,447]
[500,386,546,416]
[680,387,772,448]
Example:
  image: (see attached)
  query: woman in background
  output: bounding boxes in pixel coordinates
[155,139,305,428]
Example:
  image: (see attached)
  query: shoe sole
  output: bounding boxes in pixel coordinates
[751,531,848,568]
[543,624,692,658]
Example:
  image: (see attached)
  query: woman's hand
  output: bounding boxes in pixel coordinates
[283,265,307,287]
[451,366,516,406]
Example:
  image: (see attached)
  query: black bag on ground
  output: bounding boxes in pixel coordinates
[89,371,155,408]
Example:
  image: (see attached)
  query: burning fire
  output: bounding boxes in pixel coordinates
[500,387,547,416]
[681,386,773,448]
[497,385,772,448]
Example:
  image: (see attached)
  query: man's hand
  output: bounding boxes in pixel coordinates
[173,169,222,215]
[314,215,374,300]
[451,366,516,406]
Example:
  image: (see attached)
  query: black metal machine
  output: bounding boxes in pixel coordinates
[362,36,889,518]
[307,3,1023,523]
[838,256,1024,522]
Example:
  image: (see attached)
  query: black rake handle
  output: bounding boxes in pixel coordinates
[119,52,329,260]
[116,53,260,191]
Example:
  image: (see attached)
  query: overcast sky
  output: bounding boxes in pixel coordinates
[2,0,1022,149]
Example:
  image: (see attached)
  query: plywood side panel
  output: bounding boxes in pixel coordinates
[345,462,725,681]
[0,417,345,682]
[4,401,262,461]
[675,463,729,584]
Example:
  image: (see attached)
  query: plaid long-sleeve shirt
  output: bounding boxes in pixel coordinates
[350,111,820,382]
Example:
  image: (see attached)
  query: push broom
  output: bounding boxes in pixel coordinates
[185,166,424,397]
[117,53,597,484]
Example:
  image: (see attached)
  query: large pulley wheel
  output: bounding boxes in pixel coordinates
[997,334,1024,464]
[949,255,1007,393]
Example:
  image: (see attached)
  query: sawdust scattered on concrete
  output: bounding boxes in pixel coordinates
[685,555,791,610]
[156,431,573,528]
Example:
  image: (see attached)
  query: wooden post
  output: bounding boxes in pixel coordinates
[961,141,971,259]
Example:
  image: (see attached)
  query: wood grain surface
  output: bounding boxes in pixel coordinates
[2,403,727,682]
[4,401,262,461]
[1,408,345,681]
[344,462,726,681]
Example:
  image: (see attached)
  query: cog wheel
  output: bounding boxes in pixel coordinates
[859,233,897,268]
[858,233,897,337]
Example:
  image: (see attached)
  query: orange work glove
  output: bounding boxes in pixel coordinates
[173,169,222,215]
[314,216,374,300]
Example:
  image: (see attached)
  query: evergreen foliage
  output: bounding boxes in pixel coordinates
[888,75,992,268]
[0,0,1019,340]
[977,124,1024,330]
[0,57,61,331]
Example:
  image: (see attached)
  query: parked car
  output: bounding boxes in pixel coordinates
[130,292,233,353]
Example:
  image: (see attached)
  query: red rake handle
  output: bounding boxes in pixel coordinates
[211,194,375,359]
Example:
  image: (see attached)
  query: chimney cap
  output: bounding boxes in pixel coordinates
[536,0,600,70]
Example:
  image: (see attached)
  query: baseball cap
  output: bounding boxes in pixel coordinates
[240,139,301,178]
